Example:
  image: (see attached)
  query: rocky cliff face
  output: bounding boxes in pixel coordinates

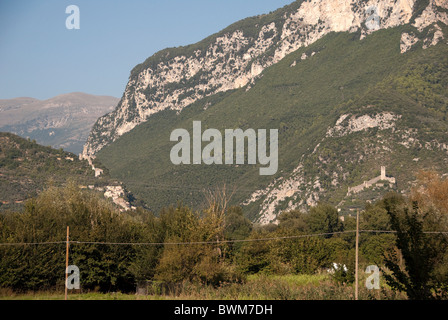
[82,0,447,161]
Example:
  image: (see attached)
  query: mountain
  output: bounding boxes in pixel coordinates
[0,132,139,212]
[83,0,448,223]
[82,0,445,159]
[0,92,119,155]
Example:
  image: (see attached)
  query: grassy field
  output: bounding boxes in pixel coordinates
[0,274,406,300]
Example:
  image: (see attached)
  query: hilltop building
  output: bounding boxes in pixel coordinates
[347,166,396,196]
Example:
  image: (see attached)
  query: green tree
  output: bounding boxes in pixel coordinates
[224,206,252,240]
[0,182,147,292]
[277,210,310,233]
[224,206,252,260]
[361,202,391,231]
[154,203,242,285]
[271,233,333,274]
[236,230,272,274]
[359,201,394,265]
[307,203,343,237]
[127,207,162,283]
[382,194,448,300]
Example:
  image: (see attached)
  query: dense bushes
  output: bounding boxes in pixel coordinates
[1,172,447,299]
[0,183,145,292]
[0,186,388,292]
[0,184,245,292]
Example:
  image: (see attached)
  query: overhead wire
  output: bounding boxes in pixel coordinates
[1,230,447,247]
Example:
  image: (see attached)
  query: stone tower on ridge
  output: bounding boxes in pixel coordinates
[381,166,386,180]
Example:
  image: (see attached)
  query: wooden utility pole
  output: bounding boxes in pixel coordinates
[65,226,69,301]
[355,209,359,300]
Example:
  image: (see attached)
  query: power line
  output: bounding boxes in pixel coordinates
[359,230,397,234]
[70,231,356,246]
[1,229,447,247]
[0,231,355,247]
[0,241,67,246]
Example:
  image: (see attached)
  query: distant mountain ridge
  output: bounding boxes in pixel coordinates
[0,92,119,154]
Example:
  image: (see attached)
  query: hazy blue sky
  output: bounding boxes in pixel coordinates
[0,0,294,100]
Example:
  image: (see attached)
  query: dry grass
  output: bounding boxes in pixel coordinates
[0,274,407,300]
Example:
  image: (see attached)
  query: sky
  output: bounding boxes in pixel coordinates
[0,0,294,100]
